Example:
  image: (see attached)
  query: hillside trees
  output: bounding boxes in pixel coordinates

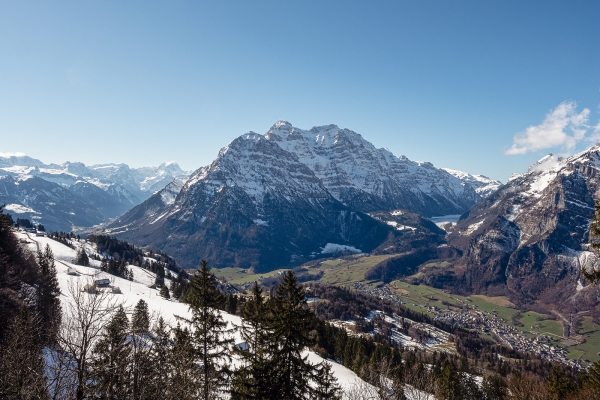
[36,244,61,341]
[187,259,234,400]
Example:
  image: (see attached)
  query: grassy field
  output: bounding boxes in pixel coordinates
[212,266,288,285]
[518,312,564,338]
[567,329,600,362]
[306,254,399,286]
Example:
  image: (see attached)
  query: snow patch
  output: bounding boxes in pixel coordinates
[321,243,362,254]
[253,219,268,226]
[4,203,39,214]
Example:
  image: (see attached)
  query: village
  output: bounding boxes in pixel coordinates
[349,282,584,370]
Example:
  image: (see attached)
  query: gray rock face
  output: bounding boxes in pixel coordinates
[448,148,600,312]
[107,133,392,271]
[266,121,482,216]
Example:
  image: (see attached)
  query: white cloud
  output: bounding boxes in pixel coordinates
[505,101,590,155]
[0,152,26,158]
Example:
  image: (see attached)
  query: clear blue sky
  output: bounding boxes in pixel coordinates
[1,1,600,181]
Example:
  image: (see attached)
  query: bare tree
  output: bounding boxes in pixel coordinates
[402,363,435,400]
[54,279,121,400]
[344,379,380,400]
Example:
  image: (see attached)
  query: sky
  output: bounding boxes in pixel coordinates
[1,1,600,182]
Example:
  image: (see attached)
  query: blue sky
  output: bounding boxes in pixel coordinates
[1,1,599,181]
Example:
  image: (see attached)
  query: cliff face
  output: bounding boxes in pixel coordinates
[448,149,600,312]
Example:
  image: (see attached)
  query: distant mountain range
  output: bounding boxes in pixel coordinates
[0,153,189,232]
[106,121,500,270]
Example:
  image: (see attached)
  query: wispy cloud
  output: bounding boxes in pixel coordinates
[0,152,26,158]
[505,101,591,155]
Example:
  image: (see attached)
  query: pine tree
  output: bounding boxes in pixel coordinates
[586,360,600,394]
[75,247,89,266]
[313,362,343,400]
[36,244,61,341]
[231,282,276,399]
[91,305,131,398]
[130,299,152,400]
[187,259,234,400]
[170,324,199,400]
[160,285,171,299]
[270,271,316,400]
[146,317,172,399]
[0,306,48,399]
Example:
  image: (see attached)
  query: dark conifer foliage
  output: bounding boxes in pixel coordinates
[270,271,317,399]
[90,305,131,398]
[231,282,276,399]
[36,244,62,342]
[187,259,234,400]
[74,247,89,266]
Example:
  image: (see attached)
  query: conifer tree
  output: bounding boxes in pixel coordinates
[91,305,131,398]
[36,243,61,341]
[313,362,343,400]
[231,282,276,399]
[130,299,152,400]
[187,259,234,400]
[586,360,600,394]
[160,285,171,299]
[170,323,198,400]
[270,271,316,399]
[75,247,89,266]
[0,306,48,399]
[146,317,171,399]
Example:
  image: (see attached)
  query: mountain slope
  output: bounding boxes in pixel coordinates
[447,148,600,314]
[441,168,502,198]
[265,121,481,216]
[107,133,392,271]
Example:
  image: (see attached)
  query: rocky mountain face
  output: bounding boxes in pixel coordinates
[446,148,600,314]
[0,154,189,231]
[441,168,502,198]
[265,121,483,216]
[107,133,393,271]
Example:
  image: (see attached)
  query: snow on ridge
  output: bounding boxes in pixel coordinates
[321,243,362,254]
[4,203,39,214]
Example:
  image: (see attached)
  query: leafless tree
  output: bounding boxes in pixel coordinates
[344,378,380,400]
[54,279,121,400]
[402,363,435,400]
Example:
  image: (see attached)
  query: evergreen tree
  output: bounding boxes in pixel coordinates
[36,243,61,341]
[155,265,165,288]
[160,285,171,299]
[225,293,238,315]
[91,305,131,398]
[313,362,343,400]
[586,360,600,394]
[130,299,152,400]
[546,365,574,400]
[75,247,89,266]
[231,282,276,399]
[187,259,234,400]
[270,271,316,400]
[170,324,199,400]
[0,306,48,399]
[132,299,150,334]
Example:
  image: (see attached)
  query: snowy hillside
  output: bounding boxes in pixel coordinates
[16,231,380,396]
[441,167,502,198]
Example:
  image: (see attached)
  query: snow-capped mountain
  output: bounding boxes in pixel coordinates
[447,146,600,314]
[441,168,502,198]
[265,121,481,216]
[0,153,189,231]
[107,133,392,271]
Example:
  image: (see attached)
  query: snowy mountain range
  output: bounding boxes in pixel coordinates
[446,146,600,315]
[106,121,499,270]
[0,153,189,231]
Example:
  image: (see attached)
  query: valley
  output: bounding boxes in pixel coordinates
[213,252,600,368]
